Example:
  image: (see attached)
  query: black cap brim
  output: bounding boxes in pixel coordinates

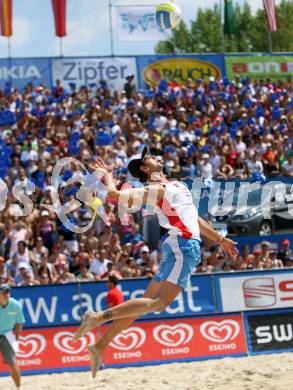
[128,146,149,180]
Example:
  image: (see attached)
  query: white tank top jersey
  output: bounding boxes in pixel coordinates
[152,181,201,241]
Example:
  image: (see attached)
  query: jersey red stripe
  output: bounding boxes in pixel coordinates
[157,197,193,239]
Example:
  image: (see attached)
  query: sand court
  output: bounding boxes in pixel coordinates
[1,353,293,390]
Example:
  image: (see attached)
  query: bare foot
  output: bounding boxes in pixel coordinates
[73,310,99,341]
[88,345,102,378]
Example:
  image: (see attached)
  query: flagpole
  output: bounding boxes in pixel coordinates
[109,0,114,56]
[263,0,276,54]
[268,31,273,53]
[170,0,176,53]
[59,37,63,57]
[220,0,225,53]
[8,37,12,87]
[7,36,11,59]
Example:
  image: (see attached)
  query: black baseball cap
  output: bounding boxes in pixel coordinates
[0,284,11,293]
[128,146,149,181]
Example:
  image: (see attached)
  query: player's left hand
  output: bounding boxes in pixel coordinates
[88,157,114,178]
[94,157,114,173]
[220,237,239,259]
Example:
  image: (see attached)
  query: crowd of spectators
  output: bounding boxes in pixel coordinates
[0,73,292,286]
[197,239,292,273]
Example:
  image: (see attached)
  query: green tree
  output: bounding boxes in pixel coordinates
[250,9,270,52]
[174,20,192,53]
[272,0,293,51]
[155,0,293,54]
[233,2,254,52]
[156,39,175,54]
[190,5,221,53]
[155,5,221,54]
[250,0,293,52]
[155,20,191,54]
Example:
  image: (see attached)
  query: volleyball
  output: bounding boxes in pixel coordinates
[155,2,182,29]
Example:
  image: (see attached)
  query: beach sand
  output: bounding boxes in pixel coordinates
[1,353,293,390]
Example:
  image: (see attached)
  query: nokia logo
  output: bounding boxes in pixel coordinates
[0,66,41,80]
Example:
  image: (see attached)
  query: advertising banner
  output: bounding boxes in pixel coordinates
[0,58,51,90]
[114,6,169,42]
[0,314,246,375]
[225,55,293,81]
[12,275,215,328]
[215,270,293,312]
[137,55,225,89]
[52,57,137,91]
[0,326,96,375]
[103,314,247,366]
[245,309,293,354]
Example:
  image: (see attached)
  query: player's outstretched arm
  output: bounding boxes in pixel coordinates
[198,217,239,259]
[92,159,164,208]
[92,157,116,191]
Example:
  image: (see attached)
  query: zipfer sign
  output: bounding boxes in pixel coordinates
[52,57,137,91]
[225,55,293,81]
[142,58,221,86]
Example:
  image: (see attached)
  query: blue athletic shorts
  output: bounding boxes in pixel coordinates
[153,235,201,289]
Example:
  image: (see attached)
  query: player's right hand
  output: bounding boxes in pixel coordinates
[220,237,239,259]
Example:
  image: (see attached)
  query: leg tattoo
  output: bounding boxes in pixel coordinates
[103,310,113,320]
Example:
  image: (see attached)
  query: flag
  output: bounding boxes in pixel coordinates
[224,0,235,35]
[51,0,67,37]
[115,6,170,42]
[0,0,12,37]
[263,0,277,32]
